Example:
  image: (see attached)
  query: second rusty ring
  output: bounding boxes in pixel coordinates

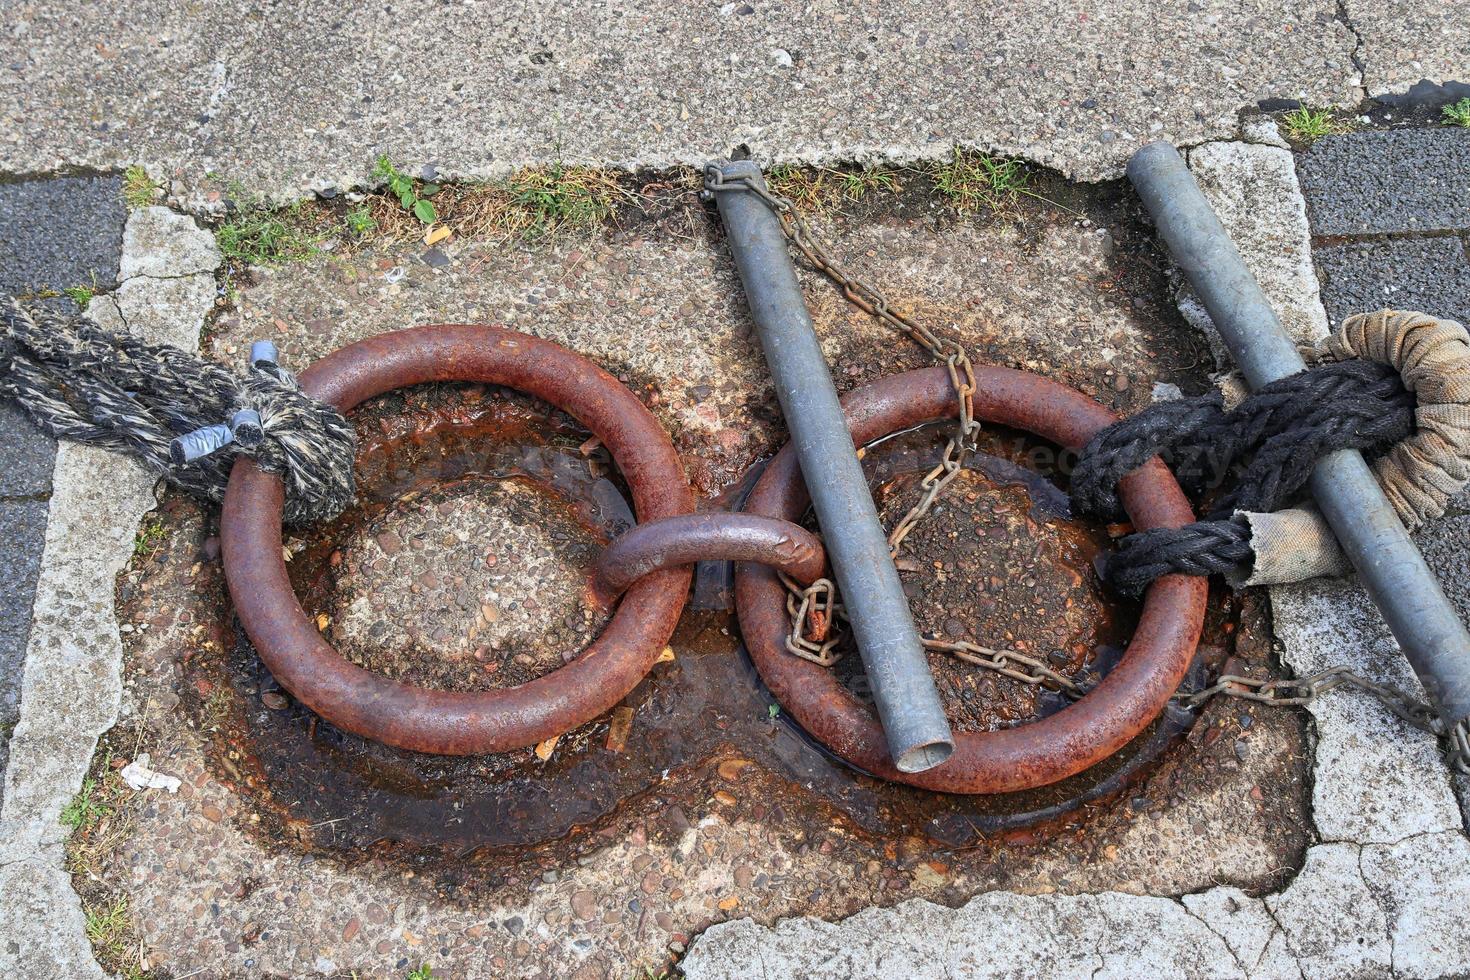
[735,365,1208,794]
[595,513,826,597]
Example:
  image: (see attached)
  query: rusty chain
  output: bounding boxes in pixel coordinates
[703,164,1470,775]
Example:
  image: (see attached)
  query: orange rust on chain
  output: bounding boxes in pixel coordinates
[220,324,695,756]
[804,607,832,643]
[735,366,1208,794]
[594,513,826,599]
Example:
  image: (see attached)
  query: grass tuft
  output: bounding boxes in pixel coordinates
[764,164,902,214]
[216,190,326,266]
[1281,107,1346,144]
[1442,98,1470,128]
[500,163,622,237]
[84,896,131,958]
[928,151,1032,213]
[360,162,627,243]
[60,775,112,830]
[121,165,158,209]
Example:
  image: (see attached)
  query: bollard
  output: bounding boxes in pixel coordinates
[709,160,954,773]
[1127,141,1470,732]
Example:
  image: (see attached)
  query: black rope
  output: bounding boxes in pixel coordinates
[1071,358,1415,595]
[1,299,356,525]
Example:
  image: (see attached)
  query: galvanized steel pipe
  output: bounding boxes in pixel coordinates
[1128,141,1470,729]
[711,159,955,773]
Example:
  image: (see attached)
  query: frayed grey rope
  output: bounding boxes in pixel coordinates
[1071,358,1415,595]
[1,298,355,526]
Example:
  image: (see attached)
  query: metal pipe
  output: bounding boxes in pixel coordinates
[1127,141,1470,729]
[711,160,955,772]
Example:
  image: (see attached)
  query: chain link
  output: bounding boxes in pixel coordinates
[703,163,1470,776]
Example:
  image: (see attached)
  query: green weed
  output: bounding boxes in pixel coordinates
[60,776,111,830]
[374,155,439,225]
[62,284,95,309]
[133,518,167,557]
[1281,107,1345,143]
[122,165,158,208]
[1442,98,1470,127]
[345,204,378,237]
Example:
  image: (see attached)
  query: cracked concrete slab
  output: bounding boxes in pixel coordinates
[0,1,1359,197]
[118,206,222,280]
[1346,0,1470,97]
[1271,565,1464,845]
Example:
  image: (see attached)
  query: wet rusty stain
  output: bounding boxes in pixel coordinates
[162,372,1274,876]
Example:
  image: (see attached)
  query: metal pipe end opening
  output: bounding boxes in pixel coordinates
[894,737,956,774]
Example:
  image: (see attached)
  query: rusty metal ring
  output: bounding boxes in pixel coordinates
[221,324,694,755]
[594,513,826,597]
[735,366,1207,794]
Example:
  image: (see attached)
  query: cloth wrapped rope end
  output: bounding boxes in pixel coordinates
[1078,309,1470,593]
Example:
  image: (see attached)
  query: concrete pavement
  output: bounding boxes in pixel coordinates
[0,0,1378,197]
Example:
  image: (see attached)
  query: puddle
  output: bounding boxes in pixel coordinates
[172,380,1240,873]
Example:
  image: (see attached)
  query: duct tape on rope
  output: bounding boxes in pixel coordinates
[1,298,356,525]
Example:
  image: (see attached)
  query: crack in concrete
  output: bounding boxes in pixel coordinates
[1174,899,1249,976]
[1334,0,1369,98]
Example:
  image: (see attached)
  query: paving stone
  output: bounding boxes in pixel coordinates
[1298,128,1470,237]
[0,173,125,298]
[0,501,47,665]
[1312,236,1470,329]
[0,499,47,802]
[0,210,210,977]
[1181,141,1328,367]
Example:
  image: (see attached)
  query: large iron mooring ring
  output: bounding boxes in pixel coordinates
[736,366,1208,794]
[220,324,694,755]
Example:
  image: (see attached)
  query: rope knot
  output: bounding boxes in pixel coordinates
[2,298,356,526]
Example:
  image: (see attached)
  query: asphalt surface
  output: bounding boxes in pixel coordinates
[0,173,125,799]
[1297,128,1470,236]
[1299,128,1470,327]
